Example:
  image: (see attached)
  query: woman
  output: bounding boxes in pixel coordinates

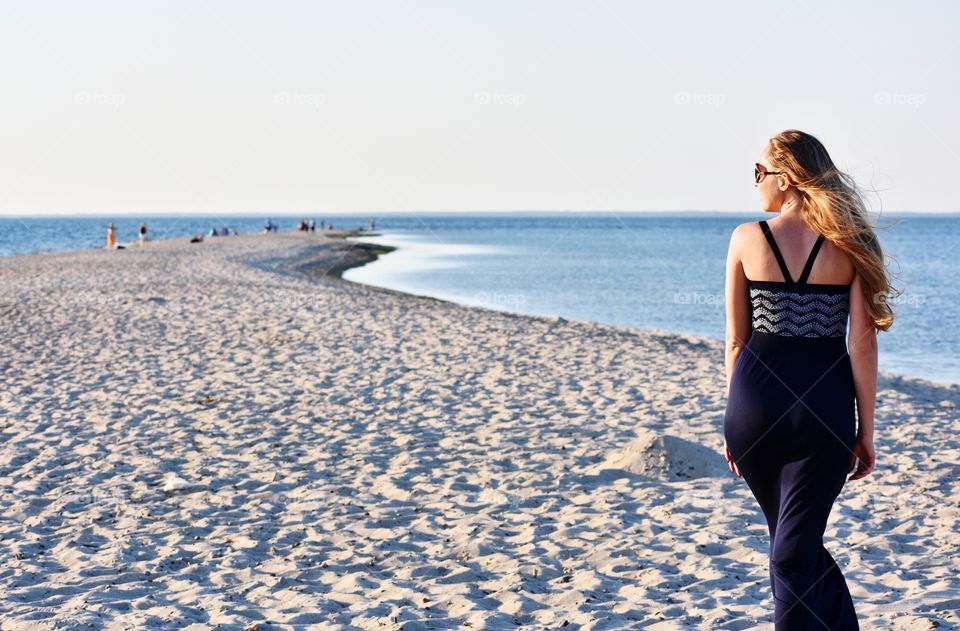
[722,130,894,629]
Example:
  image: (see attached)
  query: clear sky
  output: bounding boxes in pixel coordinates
[1,1,956,216]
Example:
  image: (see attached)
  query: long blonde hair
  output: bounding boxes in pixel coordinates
[767,129,899,331]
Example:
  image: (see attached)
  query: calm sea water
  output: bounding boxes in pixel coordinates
[2,213,956,386]
[343,213,958,387]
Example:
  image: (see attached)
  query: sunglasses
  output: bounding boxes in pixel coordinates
[755,163,784,183]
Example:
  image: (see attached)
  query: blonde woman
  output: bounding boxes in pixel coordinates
[722,130,894,629]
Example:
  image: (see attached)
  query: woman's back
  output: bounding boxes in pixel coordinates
[741,218,855,286]
[726,217,861,628]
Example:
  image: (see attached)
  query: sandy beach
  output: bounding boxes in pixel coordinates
[0,232,957,630]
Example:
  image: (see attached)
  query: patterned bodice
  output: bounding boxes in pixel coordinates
[749,281,850,338]
[748,220,851,339]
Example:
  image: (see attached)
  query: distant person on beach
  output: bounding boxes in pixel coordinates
[320,220,325,230]
[106,223,116,249]
[308,219,315,232]
[138,222,147,247]
[723,130,892,628]
[368,218,375,230]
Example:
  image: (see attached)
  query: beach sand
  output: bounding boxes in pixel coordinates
[0,232,957,630]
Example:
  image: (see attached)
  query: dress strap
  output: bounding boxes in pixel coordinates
[797,234,826,284]
[758,220,794,284]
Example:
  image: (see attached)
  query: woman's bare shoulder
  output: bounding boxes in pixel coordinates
[728,221,762,252]
[730,221,759,238]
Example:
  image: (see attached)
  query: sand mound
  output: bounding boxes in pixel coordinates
[593,428,728,482]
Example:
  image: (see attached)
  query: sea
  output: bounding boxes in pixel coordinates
[2,212,956,386]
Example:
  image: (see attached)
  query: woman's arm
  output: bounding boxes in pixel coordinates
[725,225,752,396]
[847,273,878,440]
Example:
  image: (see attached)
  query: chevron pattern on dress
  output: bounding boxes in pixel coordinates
[749,288,849,338]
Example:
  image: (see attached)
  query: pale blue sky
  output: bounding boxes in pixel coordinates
[1,0,956,215]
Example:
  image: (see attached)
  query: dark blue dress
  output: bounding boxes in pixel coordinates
[724,220,859,630]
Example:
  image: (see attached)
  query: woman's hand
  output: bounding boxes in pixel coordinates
[847,435,876,481]
[724,438,741,478]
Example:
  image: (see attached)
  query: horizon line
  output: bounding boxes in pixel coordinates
[2,209,956,218]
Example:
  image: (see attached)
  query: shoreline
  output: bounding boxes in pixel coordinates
[2,229,957,393]
[0,233,956,627]
[337,235,960,392]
